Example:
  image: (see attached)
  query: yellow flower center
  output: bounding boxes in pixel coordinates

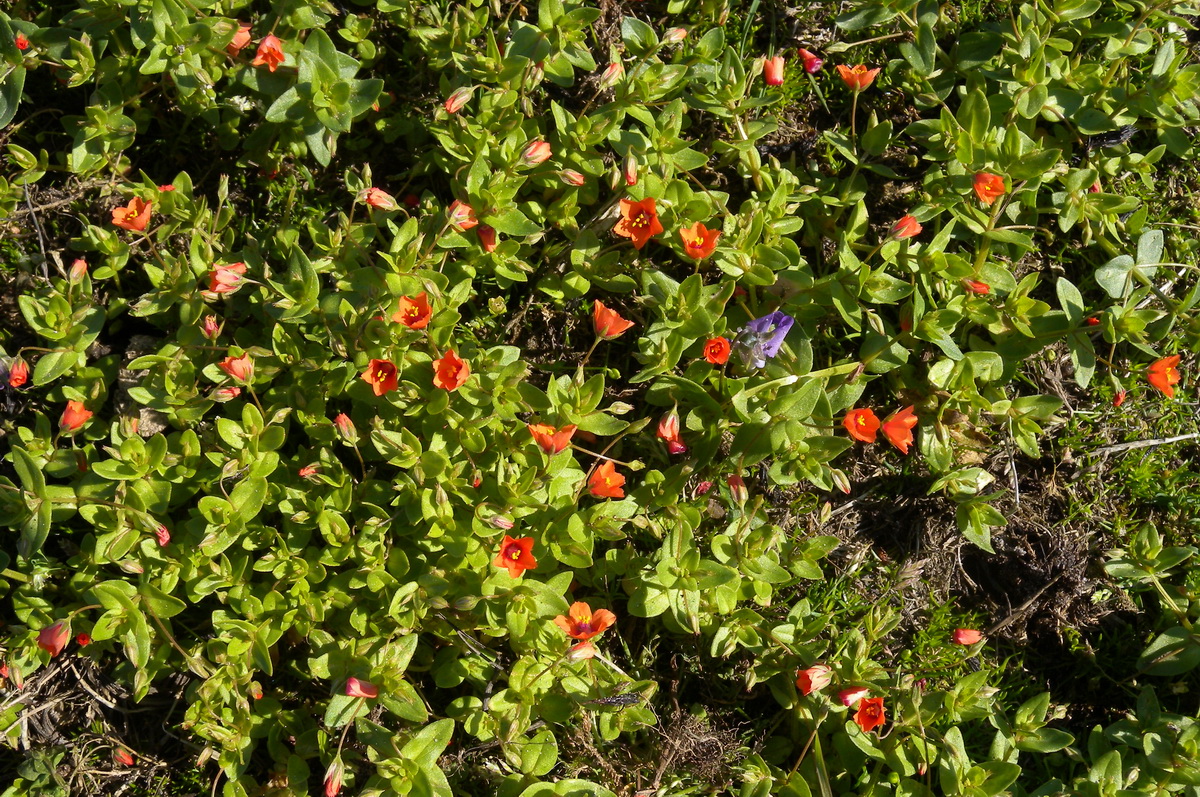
[630,212,649,229]
[509,548,521,560]
[692,236,704,247]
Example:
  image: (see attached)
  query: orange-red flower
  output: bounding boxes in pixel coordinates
[763,55,785,86]
[973,173,1006,205]
[345,677,378,698]
[952,628,983,645]
[433,349,470,391]
[1148,355,1181,398]
[38,622,70,657]
[589,461,626,499]
[882,406,917,454]
[207,262,247,296]
[226,22,252,56]
[155,524,170,546]
[113,749,135,766]
[361,187,398,211]
[15,33,30,51]
[890,215,922,240]
[528,423,576,454]
[219,353,253,383]
[111,197,152,231]
[613,198,664,250]
[593,300,634,339]
[657,412,686,454]
[251,34,285,72]
[448,199,478,230]
[477,224,497,253]
[797,48,823,74]
[963,280,991,295]
[1113,389,1127,408]
[361,359,398,396]
[76,633,91,646]
[60,400,92,431]
[836,64,880,91]
[392,292,432,329]
[854,696,886,733]
[679,221,721,260]
[843,408,880,443]
[8,358,28,388]
[796,664,833,695]
[553,601,616,641]
[494,535,537,578]
[704,337,731,365]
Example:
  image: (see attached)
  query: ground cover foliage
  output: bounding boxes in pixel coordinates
[2,0,1200,794]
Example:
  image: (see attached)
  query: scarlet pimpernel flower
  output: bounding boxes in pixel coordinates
[890,215,922,240]
[704,337,731,365]
[251,34,285,71]
[836,64,880,91]
[657,412,686,454]
[112,197,152,231]
[553,601,616,641]
[1148,355,1181,398]
[361,359,398,396]
[494,536,537,578]
[882,406,918,454]
[448,199,478,230]
[207,262,248,297]
[477,224,497,253]
[733,311,794,369]
[589,461,626,499]
[593,300,634,339]
[528,423,576,454]
[433,350,470,391]
[796,664,833,695]
[843,408,880,443]
[8,358,28,388]
[361,187,398,211]
[226,22,252,56]
[973,173,1006,205]
[679,221,721,260]
[613,198,663,250]
[15,33,29,51]
[392,292,432,329]
[219,353,253,383]
[60,400,92,431]
[797,48,823,73]
[38,622,70,657]
[345,677,378,698]
[952,629,983,645]
[763,55,785,86]
[854,697,886,733]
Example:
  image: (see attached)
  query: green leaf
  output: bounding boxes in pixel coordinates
[483,208,541,236]
[1055,277,1084,324]
[11,446,45,498]
[230,477,267,521]
[1139,626,1200,676]
[32,351,80,386]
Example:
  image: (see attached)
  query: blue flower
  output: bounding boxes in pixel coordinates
[733,311,794,369]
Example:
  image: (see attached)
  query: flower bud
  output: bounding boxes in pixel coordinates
[663,28,688,44]
[201,315,222,340]
[622,153,638,186]
[489,514,514,530]
[443,86,474,114]
[598,62,624,90]
[213,386,241,402]
[559,169,586,187]
[334,413,359,445]
[727,474,748,505]
[69,258,88,283]
[520,140,552,167]
[7,358,28,388]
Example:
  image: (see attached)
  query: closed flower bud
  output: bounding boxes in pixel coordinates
[69,258,88,283]
[559,169,586,187]
[334,413,359,444]
[727,474,748,504]
[520,140,552,167]
[599,62,624,90]
[443,86,475,114]
[201,315,222,340]
[622,153,638,186]
[361,186,398,211]
[489,514,515,530]
[214,386,241,402]
[663,27,688,44]
[7,358,28,388]
[763,55,785,86]
[797,48,824,74]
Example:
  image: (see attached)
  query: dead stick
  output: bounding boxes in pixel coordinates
[1090,432,1200,457]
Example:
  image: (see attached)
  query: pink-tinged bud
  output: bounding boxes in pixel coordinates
[559,169,586,187]
[443,86,475,114]
[38,622,70,657]
[201,315,222,340]
[299,465,319,478]
[952,628,983,645]
[361,186,399,211]
[520,140,552,167]
[963,280,991,295]
[448,199,478,231]
[214,386,241,402]
[114,748,135,766]
[599,62,624,90]
[155,525,170,547]
[567,642,596,661]
[727,474,748,504]
[663,27,688,44]
[69,258,88,282]
[622,153,638,186]
[334,413,359,444]
[345,677,378,698]
[489,515,514,530]
[839,686,870,707]
[8,358,28,388]
[763,55,785,86]
[695,480,714,496]
[795,663,833,695]
[830,469,851,495]
[797,48,824,74]
[1089,180,1102,193]
[324,758,344,797]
